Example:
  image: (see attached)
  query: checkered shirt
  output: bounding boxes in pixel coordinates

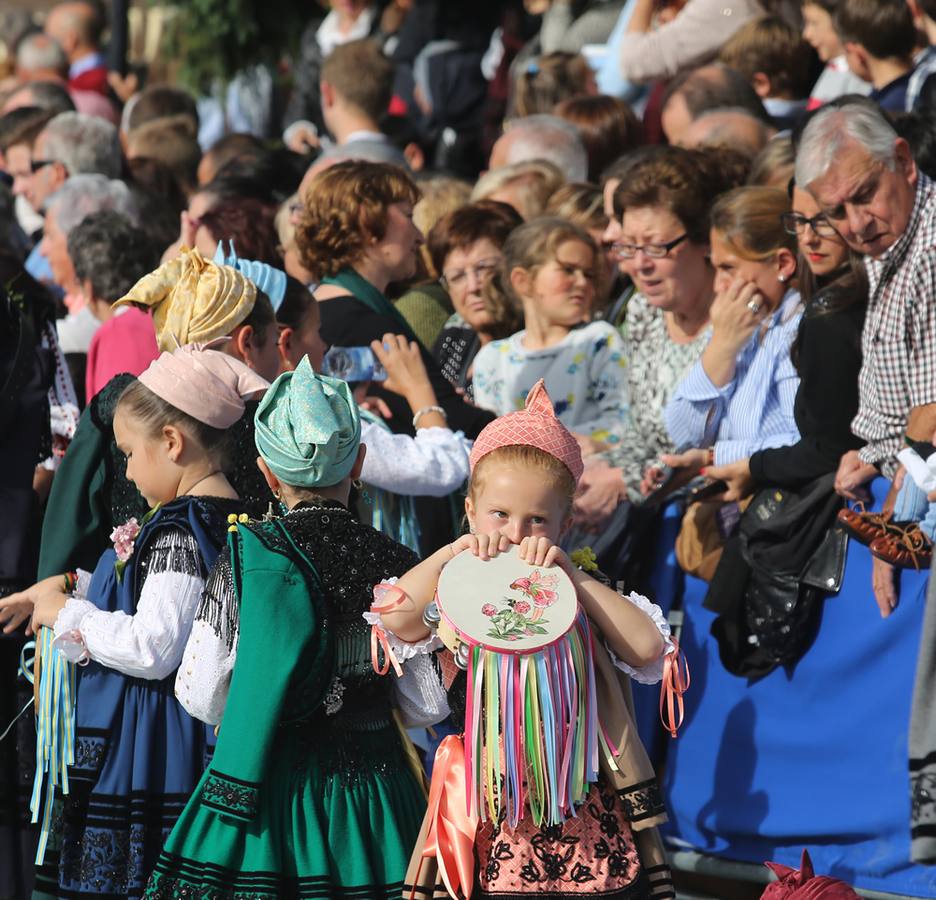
[855,173,936,477]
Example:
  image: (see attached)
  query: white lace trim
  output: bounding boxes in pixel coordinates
[74,569,93,601]
[607,591,674,685]
[362,609,443,661]
[52,597,96,664]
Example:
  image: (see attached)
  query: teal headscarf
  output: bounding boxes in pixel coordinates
[254,356,361,488]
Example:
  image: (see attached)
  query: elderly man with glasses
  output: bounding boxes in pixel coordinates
[797,101,936,611]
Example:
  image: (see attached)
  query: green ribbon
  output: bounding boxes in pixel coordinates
[321,268,418,342]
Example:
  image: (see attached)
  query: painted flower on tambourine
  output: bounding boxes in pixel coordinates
[481,603,497,617]
[509,569,560,608]
[484,593,551,641]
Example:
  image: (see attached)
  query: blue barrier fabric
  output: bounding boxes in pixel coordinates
[659,478,936,897]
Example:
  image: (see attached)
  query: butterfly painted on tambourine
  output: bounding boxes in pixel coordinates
[479,570,561,641]
[509,570,560,609]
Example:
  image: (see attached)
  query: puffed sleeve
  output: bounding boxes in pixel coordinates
[53,527,205,680]
[174,548,240,725]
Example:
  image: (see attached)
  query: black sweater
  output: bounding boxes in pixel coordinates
[319,294,495,439]
[749,286,866,488]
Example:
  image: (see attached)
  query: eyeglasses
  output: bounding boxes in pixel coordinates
[440,258,500,291]
[611,233,688,260]
[781,212,838,239]
[29,159,59,174]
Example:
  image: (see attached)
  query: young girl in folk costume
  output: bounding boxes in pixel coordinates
[0,345,268,898]
[471,218,630,453]
[373,381,678,899]
[144,358,437,899]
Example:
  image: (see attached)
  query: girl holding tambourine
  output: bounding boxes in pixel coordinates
[369,380,680,899]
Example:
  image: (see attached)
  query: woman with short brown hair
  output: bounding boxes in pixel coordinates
[301,160,495,443]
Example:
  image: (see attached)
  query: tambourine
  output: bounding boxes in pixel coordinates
[423,545,600,829]
[424,544,578,669]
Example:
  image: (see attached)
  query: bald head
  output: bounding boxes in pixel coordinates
[661,63,768,145]
[680,109,776,157]
[489,114,588,182]
[45,2,103,61]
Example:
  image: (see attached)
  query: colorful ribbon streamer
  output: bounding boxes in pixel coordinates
[660,637,691,738]
[29,626,76,864]
[411,735,479,900]
[368,582,409,677]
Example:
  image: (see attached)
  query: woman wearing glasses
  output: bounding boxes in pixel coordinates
[572,148,720,533]
[699,184,866,499]
[428,201,524,400]
[660,185,803,480]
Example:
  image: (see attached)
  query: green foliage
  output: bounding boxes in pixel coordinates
[158,0,307,93]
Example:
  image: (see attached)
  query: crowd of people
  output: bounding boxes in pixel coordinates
[1,0,936,897]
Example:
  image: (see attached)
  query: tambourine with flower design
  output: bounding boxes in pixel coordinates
[421,545,602,830]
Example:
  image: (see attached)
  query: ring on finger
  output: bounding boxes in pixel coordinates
[746,299,761,314]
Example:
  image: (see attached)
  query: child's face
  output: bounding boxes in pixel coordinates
[525,240,595,327]
[466,463,570,545]
[801,3,842,63]
[114,409,181,508]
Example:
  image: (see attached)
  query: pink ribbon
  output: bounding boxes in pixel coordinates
[660,637,691,738]
[368,582,407,678]
[412,735,479,900]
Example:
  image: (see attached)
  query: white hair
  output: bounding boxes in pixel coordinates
[40,111,122,179]
[500,114,588,182]
[46,175,139,235]
[15,32,68,75]
[795,102,899,188]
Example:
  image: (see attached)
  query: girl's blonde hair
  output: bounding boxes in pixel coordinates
[469,445,577,516]
[511,53,594,119]
[709,185,796,261]
[471,160,564,221]
[116,381,229,461]
[495,216,597,315]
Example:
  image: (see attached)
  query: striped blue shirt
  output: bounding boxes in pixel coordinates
[665,290,803,465]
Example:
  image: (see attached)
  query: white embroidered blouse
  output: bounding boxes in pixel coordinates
[52,527,206,681]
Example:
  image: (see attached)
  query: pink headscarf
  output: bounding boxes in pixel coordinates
[470,380,584,483]
[138,342,270,429]
[761,850,861,900]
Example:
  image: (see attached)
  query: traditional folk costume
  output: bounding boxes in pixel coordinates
[32,346,268,899]
[374,383,679,899]
[145,360,436,899]
[39,249,274,581]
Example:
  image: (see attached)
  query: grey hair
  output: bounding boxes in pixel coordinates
[500,114,588,182]
[46,174,139,236]
[15,32,68,76]
[40,111,122,179]
[795,102,899,188]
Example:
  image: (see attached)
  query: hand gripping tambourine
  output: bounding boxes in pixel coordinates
[424,545,600,829]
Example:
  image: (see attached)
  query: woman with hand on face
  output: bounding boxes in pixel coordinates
[702,184,866,502]
[653,186,803,488]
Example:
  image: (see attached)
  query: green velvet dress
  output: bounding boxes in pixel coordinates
[145,500,426,899]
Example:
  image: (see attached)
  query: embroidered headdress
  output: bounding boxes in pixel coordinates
[254,356,361,488]
[138,342,269,428]
[114,247,257,351]
[469,380,584,483]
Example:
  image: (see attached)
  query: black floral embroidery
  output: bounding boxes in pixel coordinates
[570,862,596,883]
[200,771,258,819]
[73,735,107,773]
[618,777,665,823]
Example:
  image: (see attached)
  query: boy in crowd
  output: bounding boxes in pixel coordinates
[834,0,918,112]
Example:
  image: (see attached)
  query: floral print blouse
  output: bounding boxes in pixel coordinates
[603,293,710,500]
[472,321,629,446]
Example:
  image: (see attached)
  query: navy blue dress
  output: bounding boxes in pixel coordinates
[32,495,241,899]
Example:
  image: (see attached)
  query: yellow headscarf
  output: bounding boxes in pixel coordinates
[114,247,257,351]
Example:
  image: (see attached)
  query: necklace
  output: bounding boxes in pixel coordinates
[180,470,223,496]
